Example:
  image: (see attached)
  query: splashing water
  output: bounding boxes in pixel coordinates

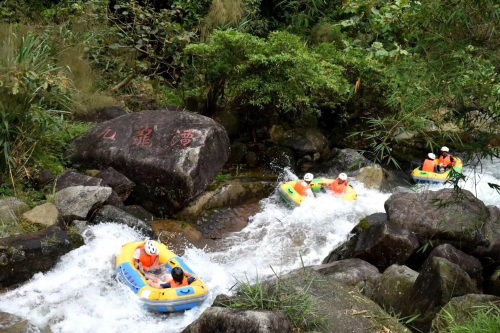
[0,160,498,333]
[411,157,500,206]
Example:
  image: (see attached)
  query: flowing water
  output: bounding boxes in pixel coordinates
[1,158,499,333]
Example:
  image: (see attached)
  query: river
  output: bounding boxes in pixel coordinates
[1,158,499,333]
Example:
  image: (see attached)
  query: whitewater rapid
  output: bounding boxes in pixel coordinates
[0,158,498,333]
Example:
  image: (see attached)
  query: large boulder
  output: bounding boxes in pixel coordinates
[474,205,500,265]
[282,268,410,332]
[278,128,330,171]
[182,307,293,333]
[404,257,478,332]
[312,259,381,297]
[68,110,230,216]
[0,226,83,287]
[423,244,483,289]
[372,264,418,313]
[385,189,489,250]
[322,213,419,271]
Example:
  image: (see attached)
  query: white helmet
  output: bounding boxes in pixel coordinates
[144,240,158,256]
[304,173,314,182]
[428,153,436,159]
[441,146,449,152]
[338,173,348,181]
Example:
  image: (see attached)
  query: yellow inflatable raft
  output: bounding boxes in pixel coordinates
[411,157,463,184]
[278,178,357,206]
[116,241,209,312]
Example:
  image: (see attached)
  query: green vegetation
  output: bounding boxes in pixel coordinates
[225,271,325,331]
[434,303,500,333]
[0,0,497,207]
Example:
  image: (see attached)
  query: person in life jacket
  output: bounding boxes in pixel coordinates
[134,240,168,280]
[158,267,196,288]
[330,173,349,195]
[294,173,314,197]
[420,153,438,172]
[145,267,196,289]
[438,146,455,172]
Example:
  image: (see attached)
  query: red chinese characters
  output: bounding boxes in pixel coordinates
[133,126,153,147]
[171,129,195,147]
[98,126,117,141]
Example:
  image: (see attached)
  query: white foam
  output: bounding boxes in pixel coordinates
[0,160,498,332]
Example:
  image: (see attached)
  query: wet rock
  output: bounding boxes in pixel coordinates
[183,307,293,333]
[0,312,42,333]
[91,205,155,238]
[0,226,83,288]
[195,203,261,239]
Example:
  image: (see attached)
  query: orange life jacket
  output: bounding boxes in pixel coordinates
[330,179,348,194]
[422,159,436,172]
[439,154,454,167]
[294,180,311,196]
[137,243,158,270]
[166,277,189,288]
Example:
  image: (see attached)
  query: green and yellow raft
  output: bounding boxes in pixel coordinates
[410,157,463,184]
[278,178,357,207]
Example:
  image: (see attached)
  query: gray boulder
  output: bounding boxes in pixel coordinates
[312,258,381,297]
[182,307,293,333]
[55,170,104,191]
[91,205,155,238]
[68,109,230,216]
[404,257,478,332]
[285,268,410,332]
[385,189,489,250]
[423,244,483,289]
[373,264,418,314]
[55,186,112,223]
[323,213,419,272]
[95,167,135,202]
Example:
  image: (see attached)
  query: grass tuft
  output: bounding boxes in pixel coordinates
[434,302,500,333]
[224,268,325,331]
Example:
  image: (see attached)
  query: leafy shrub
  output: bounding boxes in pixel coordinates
[0,29,74,180]
[184,30,351,130]
[107,0,204,85]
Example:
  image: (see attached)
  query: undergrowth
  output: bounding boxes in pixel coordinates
[223,268,325,331]
[434,302,500,333]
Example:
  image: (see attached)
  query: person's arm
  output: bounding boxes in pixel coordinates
[133,249,144,272]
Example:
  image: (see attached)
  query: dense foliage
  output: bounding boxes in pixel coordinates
[0,0,498,184]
